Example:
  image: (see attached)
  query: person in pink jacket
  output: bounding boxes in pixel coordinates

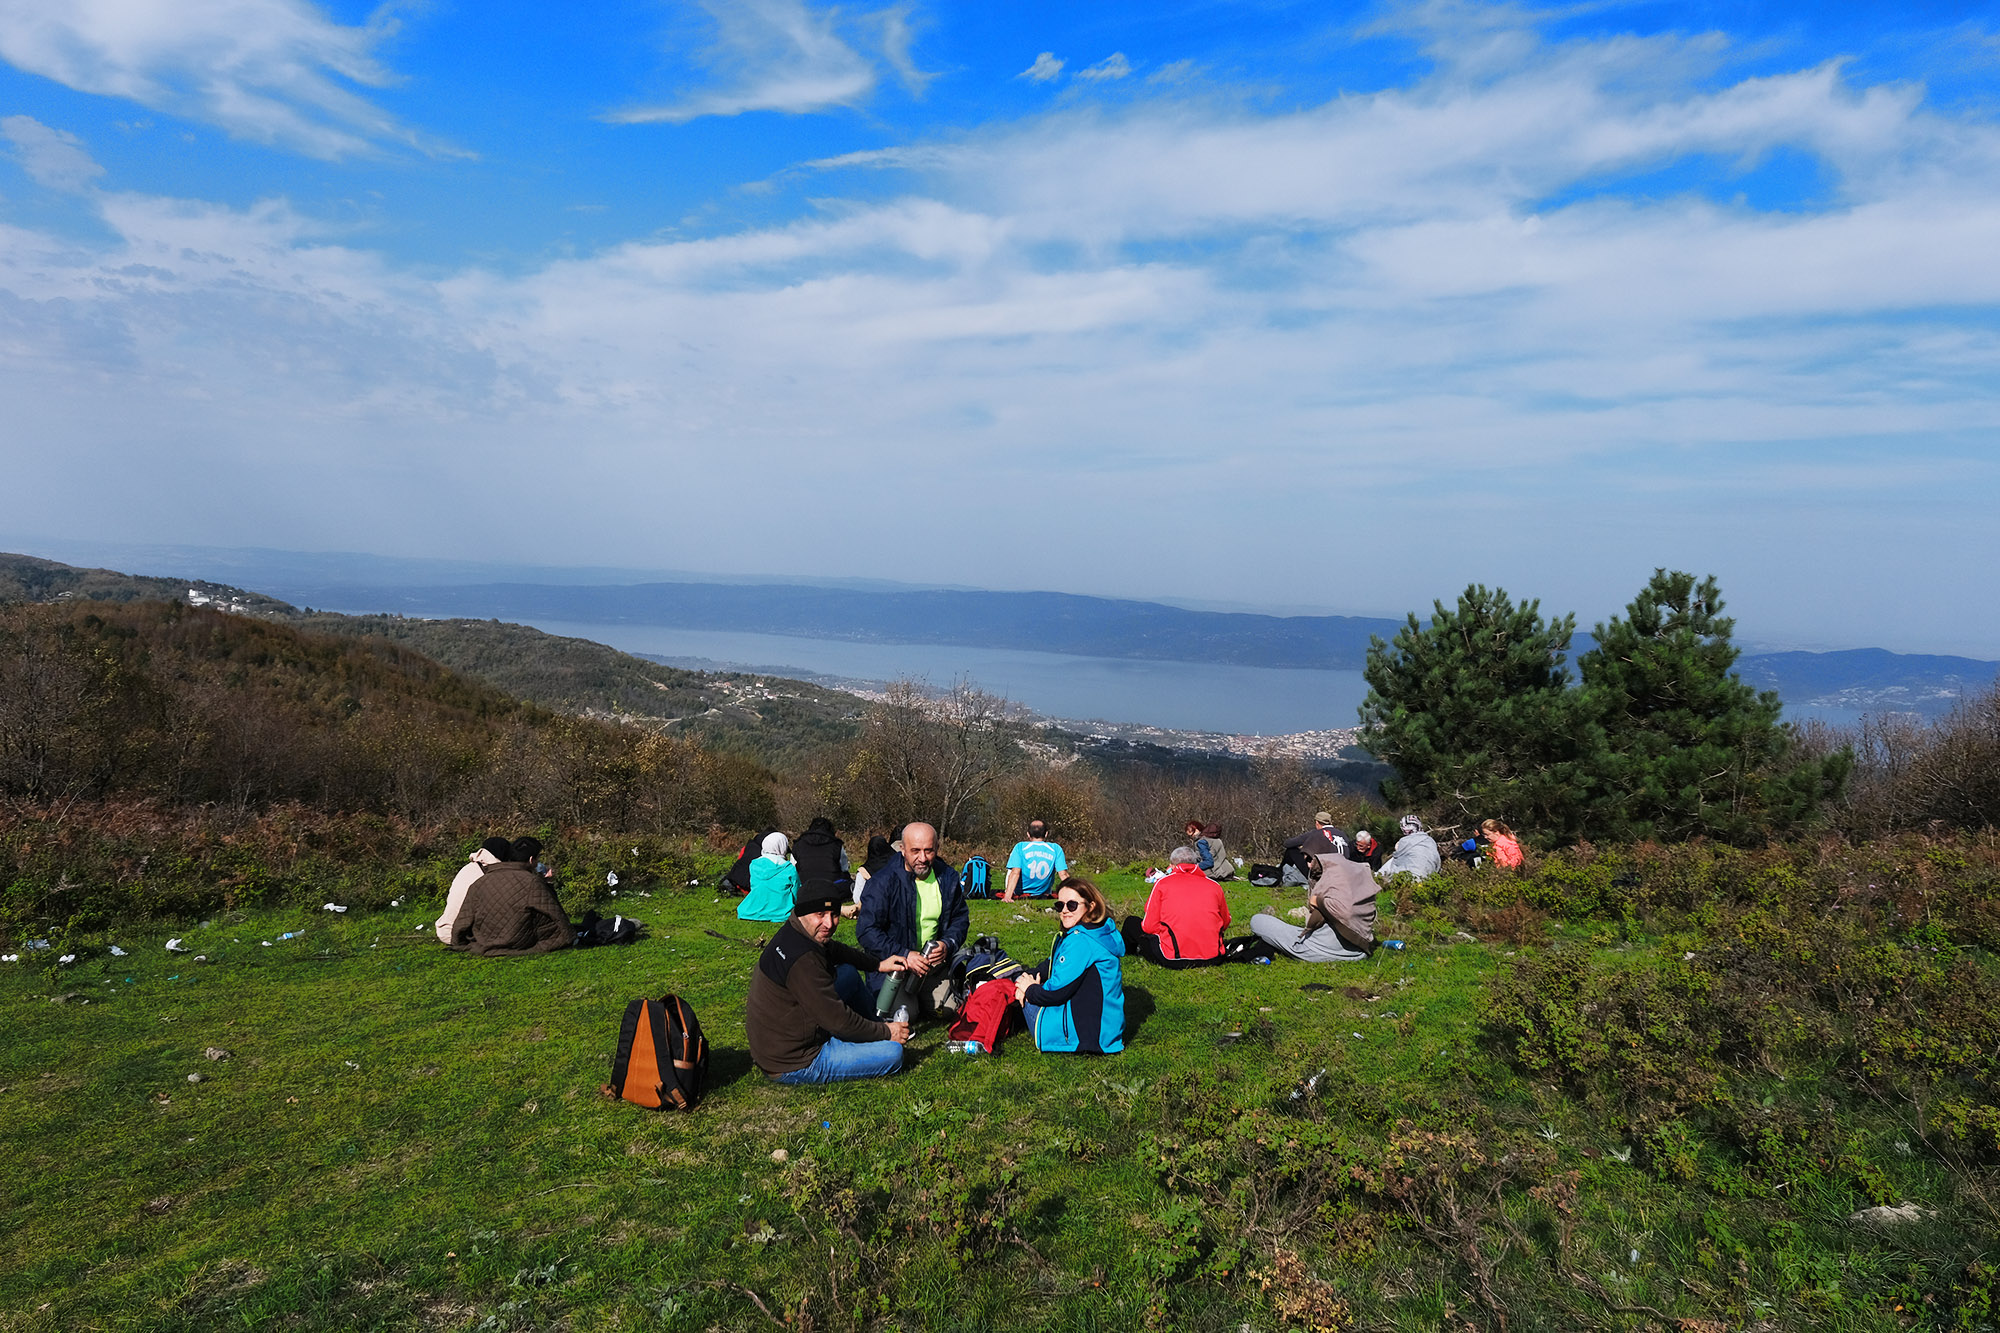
[1137,846,1230,968]
[1481,819,1524,869]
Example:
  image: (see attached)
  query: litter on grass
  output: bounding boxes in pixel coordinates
[166,939,188,952]
[322,904,348,913]
[109,946,128,957]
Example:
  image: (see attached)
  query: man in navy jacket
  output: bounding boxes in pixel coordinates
[856,821,969,1016]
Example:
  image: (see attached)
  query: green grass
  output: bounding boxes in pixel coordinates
[0,870,1981,1331]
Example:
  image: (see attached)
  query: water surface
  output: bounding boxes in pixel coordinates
[527,621,1370,735]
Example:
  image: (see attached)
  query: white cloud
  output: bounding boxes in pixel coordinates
[1076,52,1131,81]
[0,0,426,159]
[611,0,931,124]
[1018,51,1062,83]
[1,115,104,190]
[5,12,2000,648]
[875,5,933,95]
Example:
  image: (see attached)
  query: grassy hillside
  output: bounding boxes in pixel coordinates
[0,599,778,852]
[291,612,866,768]
[4,839,1998,1332]
[0,552,291,617]
[0,553,865,770]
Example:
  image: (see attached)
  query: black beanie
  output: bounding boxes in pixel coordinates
[794,886,844,917]
[480,836,516,860]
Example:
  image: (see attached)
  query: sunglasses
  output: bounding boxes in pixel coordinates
[1056,898,1086,913]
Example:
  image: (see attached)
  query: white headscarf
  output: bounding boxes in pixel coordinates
[760,832,790,861]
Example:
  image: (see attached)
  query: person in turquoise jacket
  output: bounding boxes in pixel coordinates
[1013,876,1126,1054]
[739,832,799,922]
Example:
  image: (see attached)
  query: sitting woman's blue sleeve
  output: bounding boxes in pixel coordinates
[1195,837,1214,871]
[1021,936,1087,1007]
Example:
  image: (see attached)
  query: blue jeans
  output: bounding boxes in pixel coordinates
[832,964,873,1016]
[771,964,904,1084]
[773,1036,904,1084]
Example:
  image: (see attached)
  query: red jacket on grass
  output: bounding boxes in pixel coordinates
[1140,864,1231,961]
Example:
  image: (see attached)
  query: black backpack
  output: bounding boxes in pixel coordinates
[603,994,708,1112]
[946,934,1026,1011]
[573,909,641,947]
[1247,863,1284,888]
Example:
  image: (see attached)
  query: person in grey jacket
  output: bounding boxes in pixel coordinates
[1249,852,1377,962]
[1376,814,1442,882]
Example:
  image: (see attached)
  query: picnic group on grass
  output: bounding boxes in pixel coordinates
[434,809,1520,1088]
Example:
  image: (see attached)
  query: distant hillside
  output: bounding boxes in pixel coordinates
[0,552,864,770]
[9,551,1992,739]
[258,579,1409,671]
[290,612,866,768]
[0,552,292,617]
[1738,649,1998,717]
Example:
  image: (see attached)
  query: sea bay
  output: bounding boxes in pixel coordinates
[526,620,1371,736]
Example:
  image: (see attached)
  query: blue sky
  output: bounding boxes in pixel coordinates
[2,0,1999,653]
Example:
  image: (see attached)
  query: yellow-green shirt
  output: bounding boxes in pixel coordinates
[915,872,943,945]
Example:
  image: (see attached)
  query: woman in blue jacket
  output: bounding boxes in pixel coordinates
[1013,877,1126,1054]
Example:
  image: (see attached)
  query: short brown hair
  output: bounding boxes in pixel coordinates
[1061,875,1110,926]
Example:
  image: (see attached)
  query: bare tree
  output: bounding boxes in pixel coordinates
[849,679,1021,841]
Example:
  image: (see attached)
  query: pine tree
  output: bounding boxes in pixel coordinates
[1360,584,1603,839]
[1578,569,1846,842]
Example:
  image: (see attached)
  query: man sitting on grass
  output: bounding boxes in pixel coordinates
[747,886,912,1084]
[448,848,573,957]
[1001,818,1068,900]
[1247,851,1377,963]
[1135,846,1230,968]
[856,821,969,1018]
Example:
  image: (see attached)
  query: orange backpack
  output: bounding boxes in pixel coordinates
[603,994,708,1111]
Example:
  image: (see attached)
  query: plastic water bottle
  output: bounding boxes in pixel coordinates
[946,1040,985,1055]
[891,1004,911,1025]
[1381,940,1406,950]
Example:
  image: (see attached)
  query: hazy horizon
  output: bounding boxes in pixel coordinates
[6,534,1998,663]
[4,0,1998,657]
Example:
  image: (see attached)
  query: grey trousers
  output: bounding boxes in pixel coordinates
[1248,913,1369,962]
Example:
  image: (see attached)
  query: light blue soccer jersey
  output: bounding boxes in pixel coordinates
[1005,839,1068,896]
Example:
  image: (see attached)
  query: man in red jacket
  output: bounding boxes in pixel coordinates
[1137,846,1230,968]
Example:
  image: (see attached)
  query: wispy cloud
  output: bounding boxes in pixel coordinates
[5,10,2000,645]
[1,115,104,191]
[611,0,932,124]
[1018,51,1063,83]
[0,0,428,159]
[1075,52,1132,81]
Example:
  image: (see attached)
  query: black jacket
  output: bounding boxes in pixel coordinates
[722,829,779,892]
[793,828,851,895]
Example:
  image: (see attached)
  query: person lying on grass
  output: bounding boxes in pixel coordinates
[747,886,912,1084]
[1135,846,1229,969]
[856,821,969,1020]
[1246,851,1377,963]
[1013,877,1126,1055]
